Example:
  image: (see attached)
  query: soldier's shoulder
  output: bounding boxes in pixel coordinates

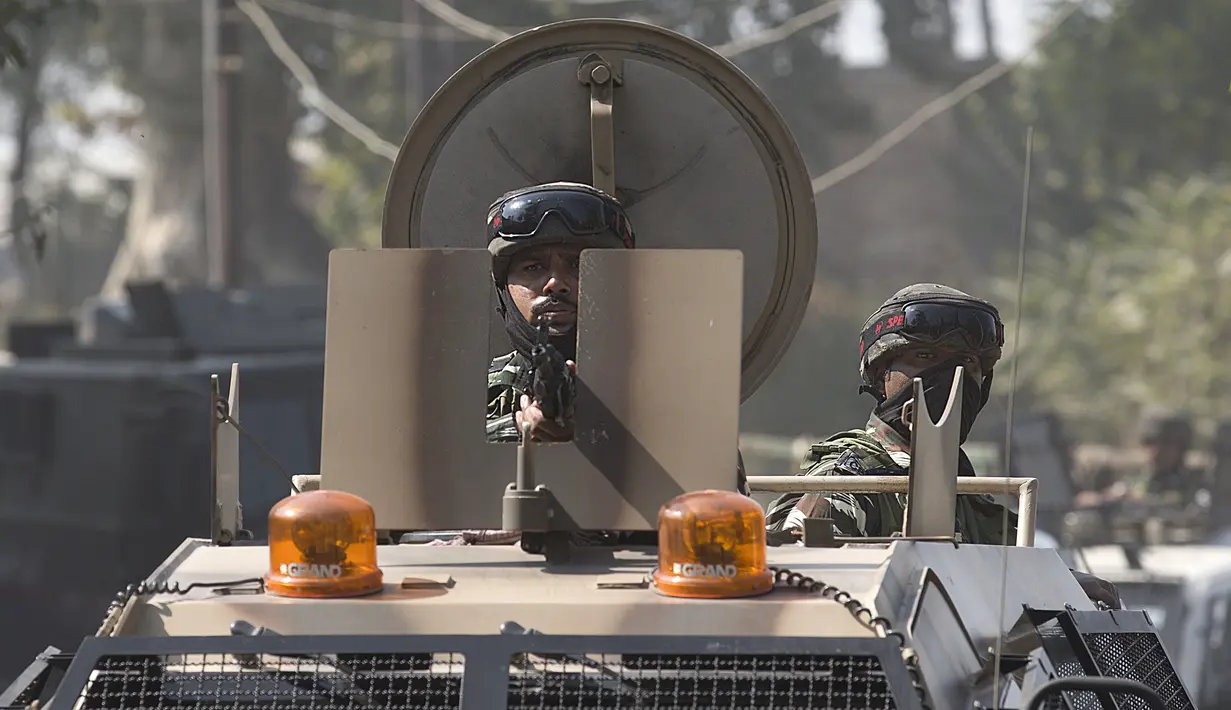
[800,428,893,474]
[489,351,518,374]
[488,352,527,389]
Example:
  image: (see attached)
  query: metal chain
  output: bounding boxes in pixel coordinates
[770,566,932,710]
[99,578,265,636]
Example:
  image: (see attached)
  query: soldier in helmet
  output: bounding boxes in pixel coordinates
[763,283,1121,607]
[424,182,747,548]
[484,181,749,494]
[1133,410,1206,501]
[426,182,633,548]
[1075,409,1207,508]
[484,181,633,445]
[764,284,1010,542]
[414,182,610,547]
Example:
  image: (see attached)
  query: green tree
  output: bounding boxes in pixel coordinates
[967,0,1231,235]
[82,0,341,290]
[995,175,1231,441]
[0,0,90,69]
[966,0,1231,440]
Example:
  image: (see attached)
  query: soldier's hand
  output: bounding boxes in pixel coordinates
[516,361,576,442]
[1070,569,1122,609]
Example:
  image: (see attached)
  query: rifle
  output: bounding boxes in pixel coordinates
[528,320,576,431]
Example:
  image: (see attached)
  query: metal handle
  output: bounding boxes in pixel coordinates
[1024,676,1168,710]
[746,475,1038,547]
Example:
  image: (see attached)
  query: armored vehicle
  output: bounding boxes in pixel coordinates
[2,18,1192,710]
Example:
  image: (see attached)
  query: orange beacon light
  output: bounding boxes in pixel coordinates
[652,490,774,599]
[264,490,384,598]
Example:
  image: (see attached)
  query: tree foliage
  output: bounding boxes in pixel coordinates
[969,0,1231,234]
[0,0,92,70]
[967,0,1231,441]
[994,175,1231,441]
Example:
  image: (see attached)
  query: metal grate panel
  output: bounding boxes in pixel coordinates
[1030,609,1195,710]
[506,653,896,709]
[47,634,922,710]
[1044,659,1099,710]
[1081,632,1194,710]
[74,653,461,710]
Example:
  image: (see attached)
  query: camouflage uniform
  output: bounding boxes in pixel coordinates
[764,413,1017,544]
[485,350,752,495]
[487,351,530,443]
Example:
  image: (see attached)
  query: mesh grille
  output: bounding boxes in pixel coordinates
[506,653,896,709]
[75,653,462,710]
[1082,632,1194,710]
[1046,659,1098,710]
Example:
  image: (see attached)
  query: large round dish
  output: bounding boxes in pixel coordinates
[381,19,817,401]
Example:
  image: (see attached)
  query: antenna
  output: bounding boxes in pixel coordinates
[993,125,1034,709]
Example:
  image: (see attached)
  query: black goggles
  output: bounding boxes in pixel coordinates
[488,188,634,248]
[860,301,1004,356]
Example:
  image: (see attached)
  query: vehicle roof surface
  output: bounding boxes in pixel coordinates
[116,539,891,639]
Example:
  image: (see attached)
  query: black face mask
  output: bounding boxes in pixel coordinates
[873,359,986,444]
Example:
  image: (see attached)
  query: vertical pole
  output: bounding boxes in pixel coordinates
[203,0,242,288]
[979,0,997,60]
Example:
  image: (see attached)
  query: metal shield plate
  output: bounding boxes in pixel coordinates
[381,19,817,401]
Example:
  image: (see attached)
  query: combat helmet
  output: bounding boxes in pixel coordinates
[487,181,634,286]
[1138,408,1194,448]
[858,283,1005,405]
[486,182,635,360]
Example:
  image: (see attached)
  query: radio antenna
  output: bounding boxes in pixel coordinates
[993,125,1033,709]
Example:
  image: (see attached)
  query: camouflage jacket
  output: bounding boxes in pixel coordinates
[487,351,532,443]
[486,351,750,495]
[764,413,1017,544]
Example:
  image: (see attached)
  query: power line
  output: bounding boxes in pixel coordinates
[241,0,1079,199]
[255,0,517,40]
[236,0,848,163]
[235,0,400,160]
[714,0,844,58]
[809,2,1080,196]
[412,0,847,59]
[412,0,511,44]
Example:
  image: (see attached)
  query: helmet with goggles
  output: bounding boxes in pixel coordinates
[858,283,1004,390]
[487,182,634,284]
